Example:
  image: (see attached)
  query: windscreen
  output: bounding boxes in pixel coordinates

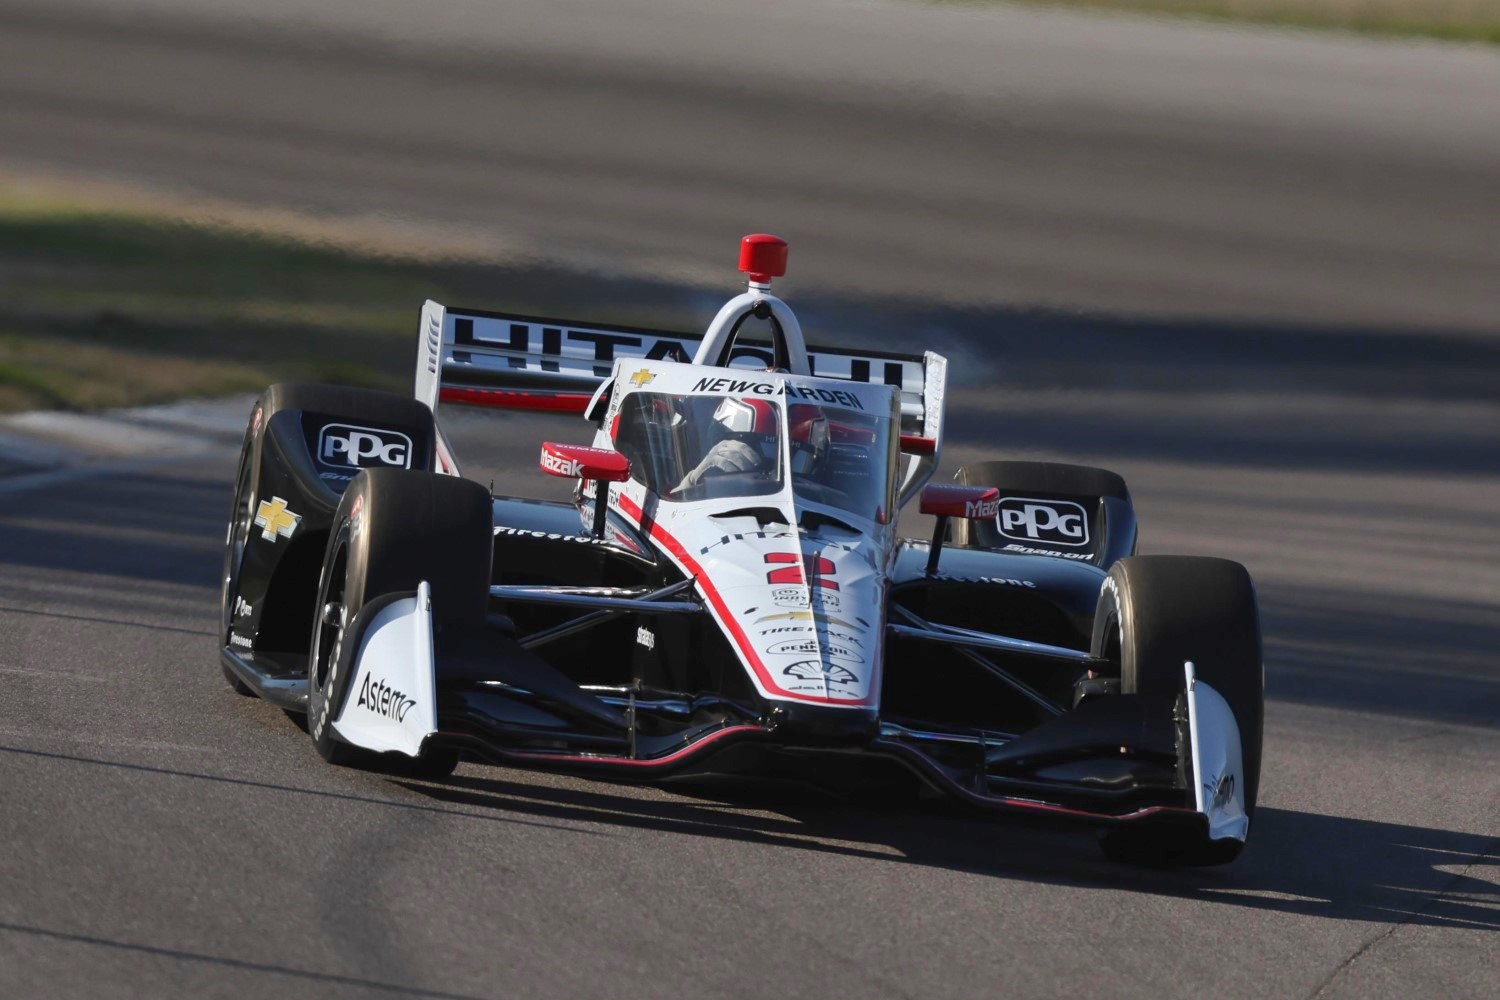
[613,391,897,521]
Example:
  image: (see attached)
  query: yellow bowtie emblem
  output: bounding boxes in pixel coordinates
[254,496,302,542]
[628,368,656,387]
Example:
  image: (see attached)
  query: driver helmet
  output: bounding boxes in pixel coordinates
[712,397,779,462]
[788,404,830,475]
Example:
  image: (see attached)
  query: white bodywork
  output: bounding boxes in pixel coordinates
[590,360,898,708]
[333,581,439,757]
[1185,660,1250,842]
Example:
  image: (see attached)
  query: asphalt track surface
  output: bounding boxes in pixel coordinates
[1,1,1498,998]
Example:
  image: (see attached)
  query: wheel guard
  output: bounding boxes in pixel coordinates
[332,582,439,757]
[1185,662,1250,842]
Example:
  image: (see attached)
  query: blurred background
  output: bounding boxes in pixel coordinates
[2,0,1494,697]
[0,1,1496,997]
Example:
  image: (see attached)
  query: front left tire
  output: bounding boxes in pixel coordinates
[306,468,493,775]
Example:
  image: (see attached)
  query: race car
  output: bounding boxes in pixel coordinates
[220,234,1263,865]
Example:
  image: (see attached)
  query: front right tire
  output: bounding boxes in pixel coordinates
[1090,555,1264,865]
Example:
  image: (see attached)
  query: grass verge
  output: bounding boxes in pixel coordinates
[940,0,1500,43]
[0,181,697,415]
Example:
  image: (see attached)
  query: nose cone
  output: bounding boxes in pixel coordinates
[687,523,885,707]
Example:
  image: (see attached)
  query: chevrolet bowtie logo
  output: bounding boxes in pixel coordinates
[628,368,656,387]
[254,496,302,542]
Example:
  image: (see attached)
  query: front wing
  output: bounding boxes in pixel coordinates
[330,579,1248,844]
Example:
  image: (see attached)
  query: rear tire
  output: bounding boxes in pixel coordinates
[307,469,492,771]
[1091,555,1263,866]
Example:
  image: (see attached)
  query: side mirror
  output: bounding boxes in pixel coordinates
[918,483,998,576]
[540,442,630,539]
[899,434,937,456]
[539,442,630,482]
[919,483,998,520]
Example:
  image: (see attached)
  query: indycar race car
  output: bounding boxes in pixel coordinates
[220,234,1263,865]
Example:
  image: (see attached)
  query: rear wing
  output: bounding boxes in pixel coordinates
[414,301,948,502]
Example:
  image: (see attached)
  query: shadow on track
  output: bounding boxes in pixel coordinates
[396,770,1500,934]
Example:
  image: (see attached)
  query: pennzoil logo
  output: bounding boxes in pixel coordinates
[253,497,302,542]
[628,368,656,387]
[767,639,859,659]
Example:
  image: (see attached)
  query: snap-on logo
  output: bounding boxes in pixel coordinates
[997,497,1090,547]
[318,424,412,469]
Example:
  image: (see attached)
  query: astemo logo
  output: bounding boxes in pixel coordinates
[318,424,412,469]
[997,497,1090,547]
[357,674,416,723]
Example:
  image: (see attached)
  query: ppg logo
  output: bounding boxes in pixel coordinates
[997,497,1090,547]
[318,424,412,469]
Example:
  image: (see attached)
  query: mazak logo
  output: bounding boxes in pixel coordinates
[357,674,416,723]
[997,498,1090,547]
[540,451,583,478]
[768,639,859,659]
[964,497,1001,519]
[318,424,412,469]
[784,661,859,685]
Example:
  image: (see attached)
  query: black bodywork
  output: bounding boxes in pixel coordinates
[224,387,1198,831]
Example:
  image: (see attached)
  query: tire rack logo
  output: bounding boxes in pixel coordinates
[357,673,416,723]
[758,625,865,646]
[540,450,583,478]
[784,660,859,686]
[318,424,413,470]
[996,497,1090,547]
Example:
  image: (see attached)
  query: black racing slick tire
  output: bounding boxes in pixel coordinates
[219,409,258,695]
[306,469,492,774]
[1090,556,1264,866]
